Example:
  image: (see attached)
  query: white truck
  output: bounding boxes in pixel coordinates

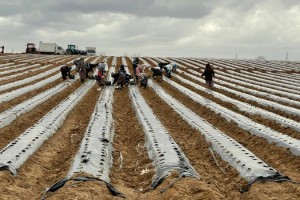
[86,47,96,56]
[39,41,65,55]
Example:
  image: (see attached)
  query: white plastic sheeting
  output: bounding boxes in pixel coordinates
[162,78,300,156]
[168,58,198,69]
[67,72,115,181]
[226,70,300,94]
[138,57,151,67]
[162,58,187,69]
[0,63,27,70]
[0,62,14,68]
[177,58,202,69]
[121,57,127,67]
[67,66,114,178]
[0,64,52,82]
[144,57,165,68]
[149,79,289,183]
[0,66,76,103]
[0,80,95,175]
[181,58,204,67]
[43,67,123,197]
[216,78,300,107]
[129,86,199,188]
[213,70,300,101]
[239,70,300,88]
[64,68,116,184]
[173,72,300,132]
[0,65,62,92]
[122,58,199,188]
[182,69,300,117]
[89,56,101,64]
[111,56,117,67]
[0,77,78,128]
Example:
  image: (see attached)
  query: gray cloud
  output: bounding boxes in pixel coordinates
[1,0,300,60]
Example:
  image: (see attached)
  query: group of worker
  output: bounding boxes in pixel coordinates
[60,57,215,90]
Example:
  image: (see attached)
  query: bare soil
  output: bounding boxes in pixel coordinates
[0,55,299,200]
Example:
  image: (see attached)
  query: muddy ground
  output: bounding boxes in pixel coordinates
[0,54,299,200]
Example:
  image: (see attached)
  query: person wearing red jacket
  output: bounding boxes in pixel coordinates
[96,66,106,91]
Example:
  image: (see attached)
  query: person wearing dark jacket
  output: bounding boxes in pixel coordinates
[158,62,169,70]
[139,73,149,88]
[201,63,215,89]
[60,65,72,80]
[151,67,162,78]
[111,71,126,89]
[132,57,139,77]
[119,64,126,74]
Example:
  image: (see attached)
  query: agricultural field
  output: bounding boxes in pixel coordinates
[0,54,299,200]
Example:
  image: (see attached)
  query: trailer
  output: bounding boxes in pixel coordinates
[86,47,96,56]
[39,42,64,55]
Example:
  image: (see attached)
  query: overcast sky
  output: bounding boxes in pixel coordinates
[1,0,300,60]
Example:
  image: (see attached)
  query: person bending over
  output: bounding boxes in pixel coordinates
[60,65,72,80]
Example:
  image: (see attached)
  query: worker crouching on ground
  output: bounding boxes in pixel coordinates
[135,64,145,83]
[95,62,107,91]
[139,73,149,88]
[111,65,131,89]
[151,67,163,82]
[158,62,169,70]
[135,64,148,88]
[171,63,177,73]
[85,62,98,79]
[163,64,172,78]
[111,71,126,89]
[60,65,72,80]
[163,63,177,78]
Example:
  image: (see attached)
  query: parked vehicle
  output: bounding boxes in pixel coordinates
[65,45,86,55]
[86,47,96,56]
[39,42,64,55]
[26,43,37,54]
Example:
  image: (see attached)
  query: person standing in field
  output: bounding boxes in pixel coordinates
[75,57,87,83]
[201,63,215,89]
[132,57,139,78]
